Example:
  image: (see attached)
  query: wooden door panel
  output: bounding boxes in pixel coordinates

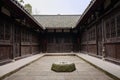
[47,35,73,53]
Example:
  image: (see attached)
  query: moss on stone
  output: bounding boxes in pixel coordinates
[51,63,76,72]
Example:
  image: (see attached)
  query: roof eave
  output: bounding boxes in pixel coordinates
[3,0,44,30]
[75,0,96,27]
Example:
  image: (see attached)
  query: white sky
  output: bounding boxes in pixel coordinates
[23,0,91,15]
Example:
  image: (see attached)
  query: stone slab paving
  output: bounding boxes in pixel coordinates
[3,56,113,80]
[76,53,120,79]
[0,54,45,79]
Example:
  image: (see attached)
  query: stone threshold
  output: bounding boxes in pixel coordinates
[45,53,76,56]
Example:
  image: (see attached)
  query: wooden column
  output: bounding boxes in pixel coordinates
[11,19,14,60]
[30,32,32,54]
[101,19,105,59]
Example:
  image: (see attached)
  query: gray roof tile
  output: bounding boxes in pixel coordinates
[33,15,80,29]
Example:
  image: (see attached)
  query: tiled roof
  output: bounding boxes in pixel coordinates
[33,15,80,29]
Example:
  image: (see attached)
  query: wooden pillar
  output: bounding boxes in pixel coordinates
[85,29,89,53]
[10,19,13,60]
[96,23,98,56]
[0,5,1,13]
[19,20,22,57]
[12,21,15,60]
[0,1,2,13]
[30,32,32,54]
[101,19,105,59]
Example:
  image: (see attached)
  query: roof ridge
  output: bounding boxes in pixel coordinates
[33,14,81,16]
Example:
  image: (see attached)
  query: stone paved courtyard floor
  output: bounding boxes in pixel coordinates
[4,56,113,80]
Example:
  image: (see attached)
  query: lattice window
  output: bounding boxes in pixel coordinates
[24,30,27,41]
[5,22,11,40]
[32,33,38,43]
[48,29,54,32]
[81,32,87,42]
[97,24,102,41]
[0,21,4,40]
[117,15,120,37]
[64,37,71,43]
[90,30,92,41]
[23,30,25,42]
[105,21,111,38]
[21,29,25,42]
[92,28,96,40]
[26,31,29,42]
[56,37,62,44]
[110,18,116,38]
[21,28,29,42]
[63,29,70,33]
[15,27,20,42]
[32,34,35,42]
[88,31,91,41]
[48,37,54,43]
[28,31,30,42]
[88,27,96,41]
[104,0,111,9]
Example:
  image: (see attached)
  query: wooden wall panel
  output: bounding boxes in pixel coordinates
[105,44,116,59]
[32,45,40,54]
[47,44,73,53]
[21,46,31,56]
[47,44,56,53]
[116,43,120,60]
[105,43,120,60]
[0,2,41,64]
[81,44,87,53]
[62,44,73,52]
[46,33,73,53]
[87,44,97,55]
[0,45,12,61]
[116,44,120,60]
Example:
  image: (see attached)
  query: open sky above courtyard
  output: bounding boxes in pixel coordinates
[23,0,91,15]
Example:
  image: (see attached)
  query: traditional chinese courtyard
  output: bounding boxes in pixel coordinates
[3,55,114,80]
[0,0,120,80]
